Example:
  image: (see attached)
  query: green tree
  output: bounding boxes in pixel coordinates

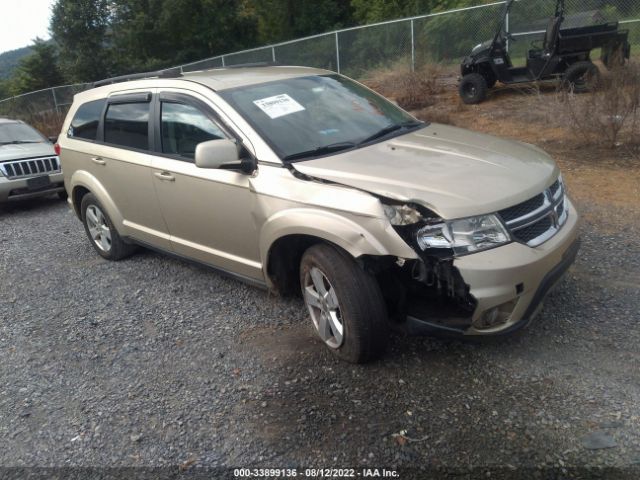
[351,0,492,24]
[109,0,260,72]
[243,0,354,44]
[50,0,112,82]
[9,39,64,95]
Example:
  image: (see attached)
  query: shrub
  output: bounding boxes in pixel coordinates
[557,62,640,149]
[362,63,444,110]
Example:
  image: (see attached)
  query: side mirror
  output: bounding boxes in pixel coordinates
[195,139,240,169]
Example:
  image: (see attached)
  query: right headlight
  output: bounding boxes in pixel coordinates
[416,214,510,256]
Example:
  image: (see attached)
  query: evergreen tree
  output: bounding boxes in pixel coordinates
[10,39,64,95]
[50,0,112,82]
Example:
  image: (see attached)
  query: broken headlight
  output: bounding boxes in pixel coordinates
[417,214,510,255]
[382,204,424,226]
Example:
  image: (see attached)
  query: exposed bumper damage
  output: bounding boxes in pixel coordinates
[364,197,580,337]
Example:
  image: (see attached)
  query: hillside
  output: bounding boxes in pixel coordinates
[0,46,33,79]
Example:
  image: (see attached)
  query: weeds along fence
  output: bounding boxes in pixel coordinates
[1,0,639,131]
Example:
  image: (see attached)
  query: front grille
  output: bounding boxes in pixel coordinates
[498,177,568,247]
[513,216,553,243]
[498,193,545,222]
[0,156,60,179]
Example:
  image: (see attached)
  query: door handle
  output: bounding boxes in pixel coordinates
[91,157,106,165]
[154,171,175,182]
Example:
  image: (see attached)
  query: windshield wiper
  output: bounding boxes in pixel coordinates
[0,140,40,145]
[358,121,424,146]
[282,141,356,162]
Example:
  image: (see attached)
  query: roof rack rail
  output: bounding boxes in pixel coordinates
[92,67,183,88]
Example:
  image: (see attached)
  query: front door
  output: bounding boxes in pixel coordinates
[150,91,262,281]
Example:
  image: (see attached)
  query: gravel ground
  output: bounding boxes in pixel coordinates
[0,195,638,479]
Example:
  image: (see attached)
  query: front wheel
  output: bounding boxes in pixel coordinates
[300,244,388,363]
[459,73,488,104]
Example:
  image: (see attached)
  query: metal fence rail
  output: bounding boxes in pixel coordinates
[1,0,639,123]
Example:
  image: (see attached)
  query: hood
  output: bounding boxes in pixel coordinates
[0,142,56,162]
[294,123,558,219]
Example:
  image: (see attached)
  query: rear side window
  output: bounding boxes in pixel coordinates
[104,102,150,150]
[68,99,105,141]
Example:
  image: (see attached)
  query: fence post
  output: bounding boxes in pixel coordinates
[505,10,510,52]
[272,46,276,63]
[411,19,415,72]
[51,88,60,115]
[221,55,226,67]
[335,32,341,73]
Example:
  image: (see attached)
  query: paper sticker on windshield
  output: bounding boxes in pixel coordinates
[253,94,305,119]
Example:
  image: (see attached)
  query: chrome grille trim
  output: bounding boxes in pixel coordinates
[0,156,61,179]
[498,177,568,248]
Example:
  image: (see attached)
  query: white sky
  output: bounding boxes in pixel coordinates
[0,0,55,54]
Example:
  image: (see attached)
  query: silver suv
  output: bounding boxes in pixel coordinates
[59,66,580,363]
[0,118,64,202]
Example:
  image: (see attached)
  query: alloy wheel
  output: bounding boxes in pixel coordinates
[303,266,344,349]
[85,205,112,252]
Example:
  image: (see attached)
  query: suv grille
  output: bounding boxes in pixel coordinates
[498,177,568,247]
[0,156,60,179]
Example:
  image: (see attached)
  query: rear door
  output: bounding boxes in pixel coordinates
[150,90,262,281]
[96,91,171,249]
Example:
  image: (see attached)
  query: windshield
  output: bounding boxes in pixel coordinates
[0,123,46,145]
[219,74,424,161]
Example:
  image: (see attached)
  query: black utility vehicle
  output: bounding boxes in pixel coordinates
[459,0,631,104]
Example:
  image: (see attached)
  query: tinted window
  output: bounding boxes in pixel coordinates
[104,102,149,150]
[161,102,226,159]
[68,99,105,140]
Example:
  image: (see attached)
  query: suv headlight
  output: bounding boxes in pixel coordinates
[383,204,510,256]
[416,214,510,255]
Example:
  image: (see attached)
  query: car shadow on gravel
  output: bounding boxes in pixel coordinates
[0,195,65,218]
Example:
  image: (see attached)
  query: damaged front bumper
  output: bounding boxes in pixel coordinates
[383,197,580,337]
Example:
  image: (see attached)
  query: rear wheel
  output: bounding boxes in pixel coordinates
[563,61,600,93]
[459,73,488,104]
[300,244,388,363]
[81,193,136,261]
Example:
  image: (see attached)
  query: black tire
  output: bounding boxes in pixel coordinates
[459,73,488,104]
[299,243,388,363]
[563,61,600,93]
[80,193,136,261]
[58,190,68,201]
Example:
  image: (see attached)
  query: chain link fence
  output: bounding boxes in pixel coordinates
[1,0,639,128]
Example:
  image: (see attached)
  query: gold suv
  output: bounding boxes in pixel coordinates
[59,66,579,363]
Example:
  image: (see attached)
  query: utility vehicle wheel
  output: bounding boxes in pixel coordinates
[459,73,488,104]
[563,61,601,93]
[300,243,388,363]
[81,193,136,260]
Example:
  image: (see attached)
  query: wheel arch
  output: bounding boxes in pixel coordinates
[260,208,399,294]
[69,170,124,230]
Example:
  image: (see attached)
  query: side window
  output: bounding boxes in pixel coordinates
[161,102,226,160]
[68,99,105,141]
[104,102,150,150]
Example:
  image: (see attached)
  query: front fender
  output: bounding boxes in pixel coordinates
[69,170,125,232]
[259,207,417,276]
